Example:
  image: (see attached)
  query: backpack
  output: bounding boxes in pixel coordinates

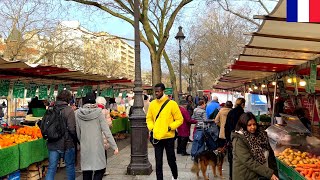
[40,106,67,142]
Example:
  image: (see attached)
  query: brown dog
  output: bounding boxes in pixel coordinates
[191,147,226,180]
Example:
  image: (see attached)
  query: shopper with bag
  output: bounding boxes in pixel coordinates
[146,83,183,180]
[75,93,118,180]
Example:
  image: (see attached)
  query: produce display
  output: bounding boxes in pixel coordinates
[110,110,127,118]
[276,148,320,179]
[0,126,42,149]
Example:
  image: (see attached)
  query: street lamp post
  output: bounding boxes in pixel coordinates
[127,0,152,175]
[175,26,185,100]
[189,59,194,95]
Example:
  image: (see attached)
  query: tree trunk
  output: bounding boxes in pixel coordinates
[163,50,179,103]
[151,53,162,86]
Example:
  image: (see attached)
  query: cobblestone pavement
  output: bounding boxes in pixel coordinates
[55,138,230,180]
[100,143,230,180]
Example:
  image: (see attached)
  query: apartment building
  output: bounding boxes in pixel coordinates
[0,21,135,80]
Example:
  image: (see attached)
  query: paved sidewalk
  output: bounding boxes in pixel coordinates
[76,143,230,180]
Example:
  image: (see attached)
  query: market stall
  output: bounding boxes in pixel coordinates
[211,0,320,179]
[0,57,134,178]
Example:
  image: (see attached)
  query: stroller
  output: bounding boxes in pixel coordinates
[191,120,219,159]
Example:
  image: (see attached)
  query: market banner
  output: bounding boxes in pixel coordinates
[76,86,83,98]
[82,86,92,97]
[13,81,25,98]
[100,88,108,97]
[58,84,64,94]
[39,85,48,100]
[122,90,127,99]
[26,83,37,98]
[114,89,120,97]
[65,85,71,91]
[0,80,10,97]
[49,84,55,101]
[310,63,317,84]
[305,76,311,94]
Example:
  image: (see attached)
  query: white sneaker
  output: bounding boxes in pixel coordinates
[172,177,178,180]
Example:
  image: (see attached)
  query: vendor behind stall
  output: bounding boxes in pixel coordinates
[27,96,46,115]
[294,108,311,132]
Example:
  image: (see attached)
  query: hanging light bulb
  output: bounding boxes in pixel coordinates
[261,84,266,88]
[299,80,306,86]
[254,86,258,90]
[248,87,253,91]
[287,78,292,83]
[272,81,276,86]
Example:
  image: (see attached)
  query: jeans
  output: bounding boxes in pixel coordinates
[46,148,75,180]
[82,168,105,180]
[154,138,178,180]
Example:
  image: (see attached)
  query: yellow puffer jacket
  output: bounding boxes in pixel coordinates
[146,95,183,140]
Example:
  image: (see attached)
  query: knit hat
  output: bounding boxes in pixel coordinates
[83,92,96,104]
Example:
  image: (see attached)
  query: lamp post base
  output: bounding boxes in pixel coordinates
[127,162,152,175]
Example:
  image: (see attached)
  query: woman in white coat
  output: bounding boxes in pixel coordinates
[76,93,118,180]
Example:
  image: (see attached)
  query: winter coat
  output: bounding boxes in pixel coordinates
[192,106,207,122]
[214,107,232,139]
[47,101,76,151]
[205,101,220,119]
[146,95,183,140]
[232,132,277,180]
[177,106,197,137]
[225,105,244,141]
[75,104,118,171]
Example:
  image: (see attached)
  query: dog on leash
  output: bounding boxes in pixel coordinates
[191,147,226,180]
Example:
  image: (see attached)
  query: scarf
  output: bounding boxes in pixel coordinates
[239,129,270,165]
[97,104,105,109]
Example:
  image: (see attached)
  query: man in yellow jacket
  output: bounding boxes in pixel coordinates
[146,83,183,180]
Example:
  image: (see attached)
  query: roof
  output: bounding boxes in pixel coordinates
[0,57,133,88]
[214,0,320,93]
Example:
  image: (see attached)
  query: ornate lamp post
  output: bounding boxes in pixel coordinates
[188,58,194,95]
[175,26,185,100]
[127,0,152,175]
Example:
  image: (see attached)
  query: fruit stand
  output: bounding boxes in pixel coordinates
[0,126,48,178]
[110,110,130,134]
[266,114,320,180]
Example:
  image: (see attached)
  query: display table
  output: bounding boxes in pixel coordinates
[0,138,48,177]
[19,138,48,169]
[0,145,19,177]
[111,117,129,134]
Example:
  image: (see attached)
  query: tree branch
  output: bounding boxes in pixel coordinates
[66,0,134,25]
[218,0,259,27]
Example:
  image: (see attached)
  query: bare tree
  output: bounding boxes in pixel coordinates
[209,0,278,28]
[0,0,69,61]
[167,6,250,91]
[66,0,194,101]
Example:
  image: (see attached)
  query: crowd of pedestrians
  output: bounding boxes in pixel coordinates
[147,83,279,180]
[44,83,279,180]
[44,90,118,180]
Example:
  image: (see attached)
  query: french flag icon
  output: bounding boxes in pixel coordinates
[287,0,320,22]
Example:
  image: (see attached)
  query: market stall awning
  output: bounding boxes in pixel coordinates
[0,57,133,88]
[214,0,320,92]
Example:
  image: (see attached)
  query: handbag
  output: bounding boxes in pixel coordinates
[150,99,170,145]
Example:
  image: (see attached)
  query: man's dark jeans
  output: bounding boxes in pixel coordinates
[153,138,178,180]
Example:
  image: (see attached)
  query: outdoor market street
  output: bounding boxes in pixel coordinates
[56,136,230,180]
